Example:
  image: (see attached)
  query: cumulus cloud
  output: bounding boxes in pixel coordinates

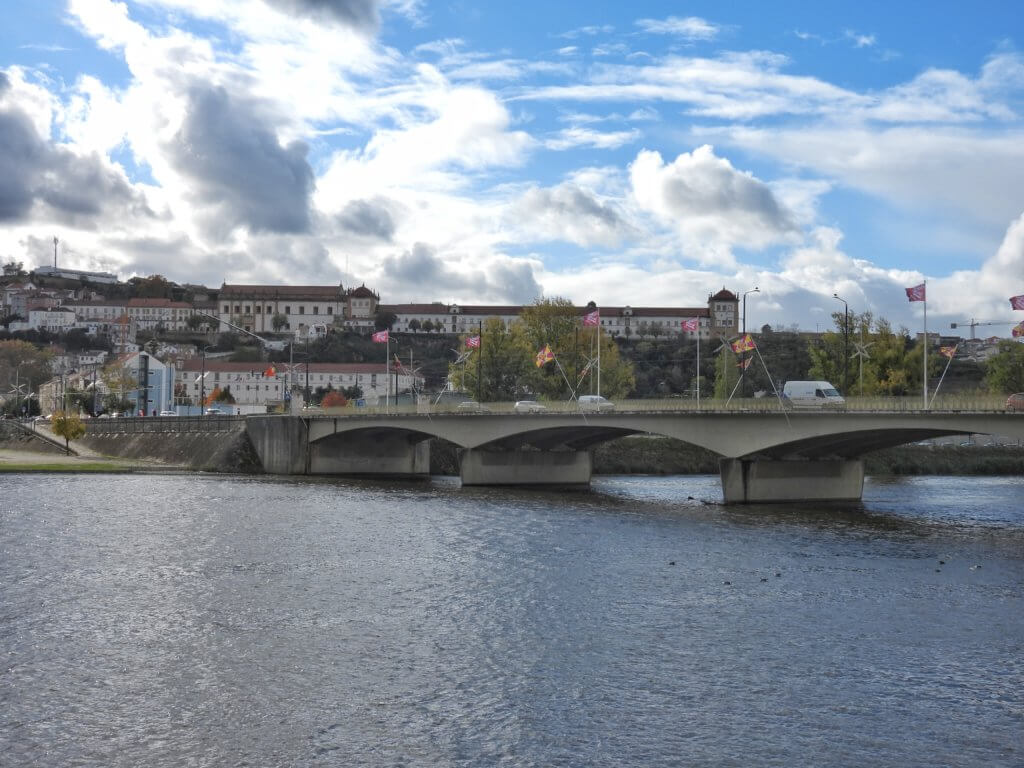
[379,242,541,303]
[508,182,633,247]
[629,145,798,256]
[167,83,315,239]
[260,0,379,33]
[335,198,397,241]
[0,90,147,225]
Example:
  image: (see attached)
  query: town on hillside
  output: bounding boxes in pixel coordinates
[0,260,1018,418]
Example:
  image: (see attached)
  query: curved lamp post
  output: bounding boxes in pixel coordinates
[199,344,216,413]
[832,294,849,395]
[741,287,760,397]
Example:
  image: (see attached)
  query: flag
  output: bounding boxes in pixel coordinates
[939,346,957,359]
[1011,294,1024,310]
[372,329,389,343]
[535,344,555,367]
[680,318,699,332]
[729,334,756,353]
[264,365,276,377]
[582,309,600,327]
[466,335,480,348]
[736,357,752,369]
[1013,321,1024,338]
[905,283,926,302]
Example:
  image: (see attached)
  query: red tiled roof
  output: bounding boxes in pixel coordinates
[178,360,397,375]
[220,284,344,299]
[710,288,738,301]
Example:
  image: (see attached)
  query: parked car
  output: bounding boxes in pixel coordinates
[158,410,177,417]
[204,407,226,416]
[1006,393,1024,411]
[456,401,490,413]
[514,400,547,413]
[578,395,614,412]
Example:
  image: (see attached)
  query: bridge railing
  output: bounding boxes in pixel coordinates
[293,392,1014,417]
[85,415,244,435]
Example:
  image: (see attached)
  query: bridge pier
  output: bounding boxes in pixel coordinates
[460,448,592,486]
[719,458,865,503]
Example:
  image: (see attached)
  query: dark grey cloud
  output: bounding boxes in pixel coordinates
[0,72,10,95]
[381,242,542,303]
[336,198,396,240]
[168,84,315,239]
[512,182,633,247]
[261,0,379,33]
[0,101,144,224]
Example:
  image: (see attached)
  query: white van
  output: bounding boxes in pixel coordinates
[579,395,615,412]
[782,381,845,409]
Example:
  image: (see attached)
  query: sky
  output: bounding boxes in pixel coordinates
[2,0,1024,336]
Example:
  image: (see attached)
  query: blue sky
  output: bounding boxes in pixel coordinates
[2,0,1024,335]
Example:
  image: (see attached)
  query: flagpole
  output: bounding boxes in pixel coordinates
[923,280,928,410]
[696,321,700,410]
[386,333,390,414]
[477,320,483,404]
[597,314,601,398]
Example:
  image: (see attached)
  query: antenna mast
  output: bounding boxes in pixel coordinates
[53,236,59,268]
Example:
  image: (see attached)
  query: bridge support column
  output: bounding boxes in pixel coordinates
[460,449,592,486]
[719,458,864,503]
[310,433,430,477]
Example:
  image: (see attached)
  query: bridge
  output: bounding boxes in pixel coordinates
[238,397,1024,503]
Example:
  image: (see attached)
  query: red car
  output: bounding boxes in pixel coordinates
[1007,393,1024,411]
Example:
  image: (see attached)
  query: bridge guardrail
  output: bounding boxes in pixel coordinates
[85,415,244,435]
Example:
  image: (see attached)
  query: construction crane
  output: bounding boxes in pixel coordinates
[948,319,1016,340]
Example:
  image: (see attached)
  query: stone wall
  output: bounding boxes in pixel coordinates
[79,427,262,473]
[0,421,66,454]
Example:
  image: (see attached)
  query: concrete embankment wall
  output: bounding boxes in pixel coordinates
[0,421,66,454]
[79,423,263,472]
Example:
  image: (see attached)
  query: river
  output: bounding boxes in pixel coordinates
[2,473,1022,766]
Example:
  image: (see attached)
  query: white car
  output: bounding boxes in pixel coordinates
[514,400,547,413]
[456,401,490,413]
[158,410,177,417]
[578,395,614,412]
[204,407,227,416]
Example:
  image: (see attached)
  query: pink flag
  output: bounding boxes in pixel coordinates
[465,335,480,348]
[905,283,926,302]
[583,310,600,327]
[1010,294,1024,310]
[371,330,389,343]
[680,318,699,332]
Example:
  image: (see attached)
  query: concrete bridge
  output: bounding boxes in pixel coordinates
[245,405,1024,503]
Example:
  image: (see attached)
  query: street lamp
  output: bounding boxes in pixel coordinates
[741,287,760,397]
[832,293,849,395]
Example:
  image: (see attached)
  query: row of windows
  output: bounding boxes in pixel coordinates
[225,304,337,316]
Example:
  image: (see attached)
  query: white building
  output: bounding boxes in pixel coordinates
[174,360,422,408]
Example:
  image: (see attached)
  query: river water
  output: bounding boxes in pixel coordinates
[2,473,1022,767]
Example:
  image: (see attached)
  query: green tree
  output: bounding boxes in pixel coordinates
[214,385,237,404]
[713,344,741,399]
[271,312,288,332]
[984,340,1024,393]
[408,318,421,332]
[0,340,53,413]
[374,310,397,331]
[51,411,86,454]
[450,318,535,401]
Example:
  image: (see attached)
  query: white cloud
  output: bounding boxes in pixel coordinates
[629,145,799,261]
[507,182,633,247]
[635,16,720,40]
[544,126,640,151]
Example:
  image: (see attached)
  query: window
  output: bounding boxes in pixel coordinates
[244,305,251,314]
[327,307,333,315]
[266,305,272,314]
[299,306,305,314]
[313,306,318,315]
[234,305,241,313]
[223,304,229,313]
[285,306,291,314]
[255,305,261,314]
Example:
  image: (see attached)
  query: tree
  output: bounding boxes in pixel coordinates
[213,386,236,404]
[713,344,741,399]
[374,310,397,331]
[272,312,288,332]
[0,340,53,412]
[984,340,1024,393]
[51,411,86,454]
[322,390,348,408]
[185,313,205,331]
[408,318,421,333]
[421,319,435,333]
[130,274,173,298]
[100,362,138,412]
[450,318,535,401]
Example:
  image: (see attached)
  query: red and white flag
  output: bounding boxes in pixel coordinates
[939,346,957,359]
[680,318,699,332]
[1010,294,1024,310]
[371,329,389,343]
[465,335,480,348]
[582,310,600,327]
[905,283,926,302]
